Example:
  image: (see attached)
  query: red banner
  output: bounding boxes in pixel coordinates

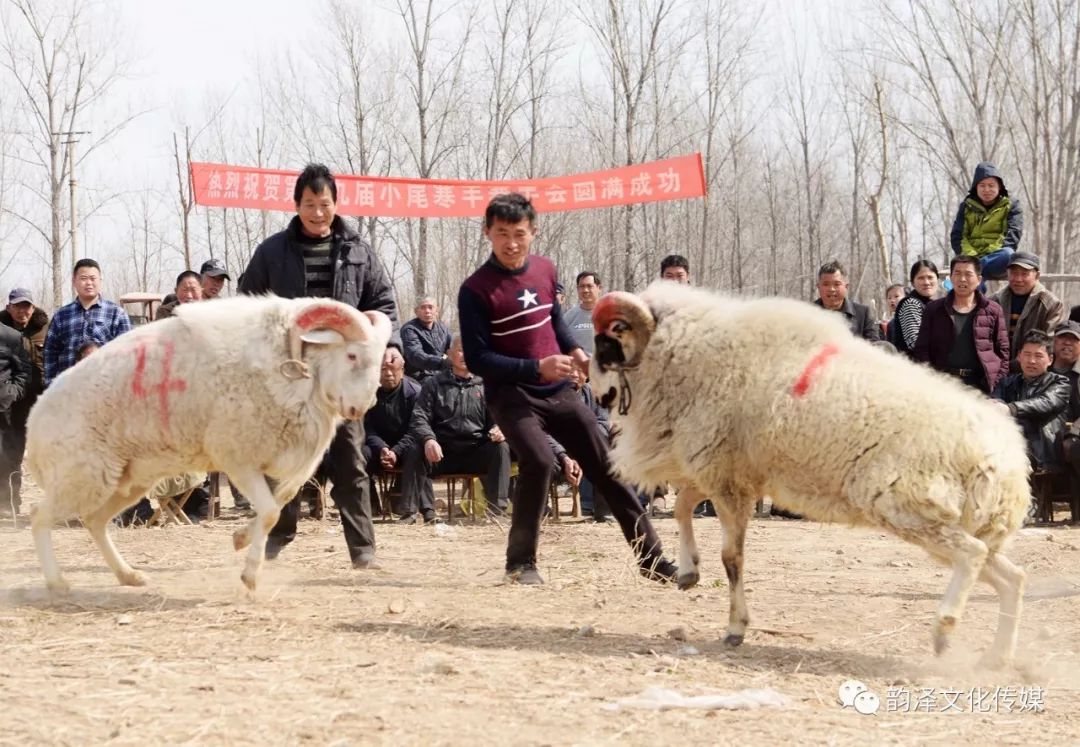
[190,154,705,218]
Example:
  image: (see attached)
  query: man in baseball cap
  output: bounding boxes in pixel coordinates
[199,258,230,299]
[1052,321,1080,421]
[0,287,48,516]
[994,250,1066,367]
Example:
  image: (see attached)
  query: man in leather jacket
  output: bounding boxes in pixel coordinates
[992,329,1070,469]
[401,335,510,522]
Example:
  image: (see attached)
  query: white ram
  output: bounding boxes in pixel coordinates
[28,296,391,592]
[590,282,1030,667]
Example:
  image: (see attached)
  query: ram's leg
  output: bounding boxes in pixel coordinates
[715,497,753,646]
[31,501,68,593]
[898,524,989,655]
[978,552,1026,669]
[674,486,706,590]
[230,470,280,591]
[83,487,152,587]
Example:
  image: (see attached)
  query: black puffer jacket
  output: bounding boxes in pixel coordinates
[408,371,494,450]
[239,215,400,346]
[992,370,1071,468]
[0,324,30,420]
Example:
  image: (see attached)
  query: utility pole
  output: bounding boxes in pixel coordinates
[52,130,90,269]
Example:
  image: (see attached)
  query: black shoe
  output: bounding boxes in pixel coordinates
[505,563,544,585]
[638,556,678,583]
[398,513,418,525]
[770,506,803,520]
[264,538,285,560]
[593,514,615,524]
[422,511,443,525]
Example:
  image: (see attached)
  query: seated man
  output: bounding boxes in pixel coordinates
[401,335,511,523]
[1050,321,1080,422]
[555,366,611,521]
[362,347,429,516]
[992,330,1070,471]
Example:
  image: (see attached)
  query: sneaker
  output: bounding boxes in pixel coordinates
[593,514,615,524]
[505,563,544,585]
[421,511,443,525]
[352,553,382,570]
[638,556,678,584]
[398,513,418,525]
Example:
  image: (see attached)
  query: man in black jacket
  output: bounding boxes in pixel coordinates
[239,163,399,569]
[813,260,881,341]
[0,289,46,516]
[401,336,511,522]
[993,330,1070,470]
[0,321,30,517]
[400,296,451,382]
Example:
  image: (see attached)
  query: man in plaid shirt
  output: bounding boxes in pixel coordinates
[43,259,131,385]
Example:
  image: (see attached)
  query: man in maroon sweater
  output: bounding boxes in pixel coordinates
[458,193,677,585]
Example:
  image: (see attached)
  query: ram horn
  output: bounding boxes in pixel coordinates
[284,302,382,378]
[591,292,656,370]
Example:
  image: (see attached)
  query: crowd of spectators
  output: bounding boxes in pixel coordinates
[2,158,1076,536]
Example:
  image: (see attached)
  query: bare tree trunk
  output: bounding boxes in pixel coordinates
[867,79,892,282]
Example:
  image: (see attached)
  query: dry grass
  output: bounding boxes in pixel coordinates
[1,503,1079,746]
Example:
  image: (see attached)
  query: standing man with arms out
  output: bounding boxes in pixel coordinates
[562,271,602,355]
[240,163,399,569]
[43,259,132,386]
[458,193,677,585]
[400,296,451,382]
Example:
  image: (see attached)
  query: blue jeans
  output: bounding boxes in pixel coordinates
[979,247,1014,281]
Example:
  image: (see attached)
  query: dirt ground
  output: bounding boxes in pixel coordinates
[1,496,1079,746]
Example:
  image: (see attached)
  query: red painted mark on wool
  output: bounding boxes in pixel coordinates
[791,343,840,399]
[130,340,188,429]
[296,305,350,331]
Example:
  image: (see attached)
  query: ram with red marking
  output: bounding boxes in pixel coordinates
[27,296,391,594]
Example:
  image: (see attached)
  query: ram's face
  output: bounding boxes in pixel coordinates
[589,292,656,411]
[590,293,656,373]
[317,338,388,419]
[295,305,393,420]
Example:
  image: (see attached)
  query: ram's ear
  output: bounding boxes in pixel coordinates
[363,310,393,348]
[591,292,656,370]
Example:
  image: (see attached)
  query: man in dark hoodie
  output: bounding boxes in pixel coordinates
[950,161,1024,281]
[240,163,400,570]
[0,289,47,515]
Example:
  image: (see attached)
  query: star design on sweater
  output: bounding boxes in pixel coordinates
[518,288,539,309]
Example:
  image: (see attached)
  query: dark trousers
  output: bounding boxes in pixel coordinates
[369,441,435,516]
[0,414,27,512]
[401,439,510,515]
[487,384,663,569]
[270,419,375,562]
